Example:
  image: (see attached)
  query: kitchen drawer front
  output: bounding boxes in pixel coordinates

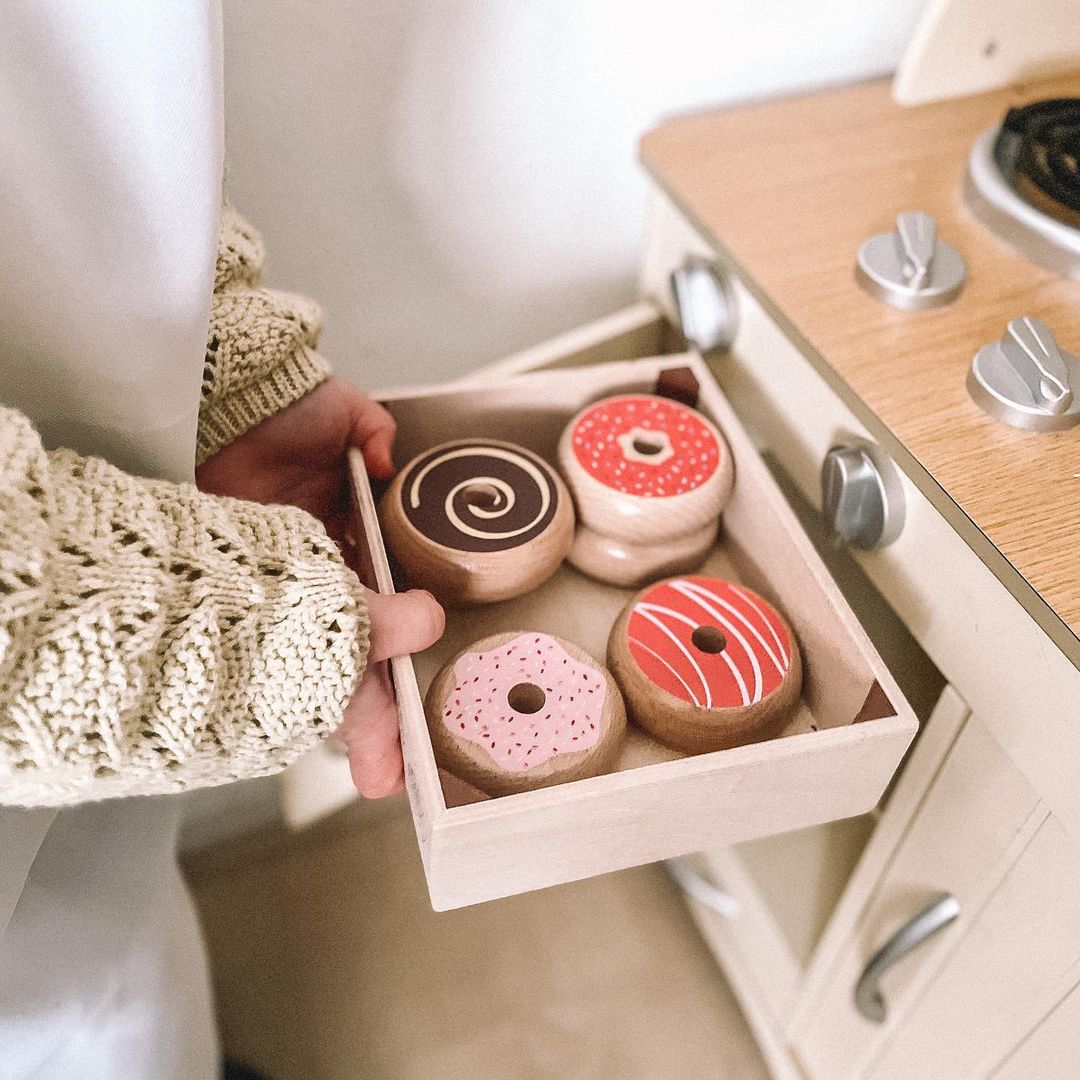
[349,352,917,910]
[639,184,1080,832]
[668,685,966,1080]
[863,811,1080,1080]
[672,850,806,1080]
[790,713,1045,1080]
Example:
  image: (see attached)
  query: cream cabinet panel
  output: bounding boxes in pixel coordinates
[792,715,1044,1080]
[867,813,1080,1079]
[991,976,1080,1078]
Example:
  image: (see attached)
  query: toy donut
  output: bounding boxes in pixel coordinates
[608,576,801,754]
[425,631,626,797]
[380,438,574,606]
[557,394,734,587]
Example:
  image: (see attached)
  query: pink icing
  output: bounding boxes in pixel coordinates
[441,634,606,772]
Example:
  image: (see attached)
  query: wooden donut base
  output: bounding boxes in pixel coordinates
[557,413,735,548]
[567,520,718,589]
[379,468,574,608]
[607,602,803,755]
[424,631,627,797]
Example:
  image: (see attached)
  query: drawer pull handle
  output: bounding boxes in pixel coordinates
[670,256,737,355]
[854,892,960,1024]
[665,857,739,918]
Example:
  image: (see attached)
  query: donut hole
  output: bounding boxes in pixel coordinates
[463,482,501,511]
[507,682,546,714]
[691,625,728,654]
[632,433,666,456]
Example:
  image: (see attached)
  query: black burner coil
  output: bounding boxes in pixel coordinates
[1001,98,1080,215]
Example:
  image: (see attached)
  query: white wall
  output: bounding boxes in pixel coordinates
[221,0,925,391]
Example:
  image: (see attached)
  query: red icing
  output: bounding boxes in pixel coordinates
[626,577,791,709]
[444,634,605,772]
[570,395,720,497]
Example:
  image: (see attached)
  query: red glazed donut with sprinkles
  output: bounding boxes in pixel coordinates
[558,394,734,586]
[424,631,626,797]
[608,576,802,754]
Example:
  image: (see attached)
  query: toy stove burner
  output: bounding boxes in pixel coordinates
[965,98,1080,278]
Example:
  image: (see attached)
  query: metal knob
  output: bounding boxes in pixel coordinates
[854,892,960,1023]
[856,211,966,310]
[821,442,905,550]
[968,316,1080,432]
[670,256,737,354]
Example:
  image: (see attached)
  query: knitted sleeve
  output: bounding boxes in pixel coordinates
[0,406,368,808]
[196,205,333,466]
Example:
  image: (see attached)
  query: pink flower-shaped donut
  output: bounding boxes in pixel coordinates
[424,631,626,797]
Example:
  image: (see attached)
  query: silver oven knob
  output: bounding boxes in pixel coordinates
[968,316,1080,432]
[821,442,905,550]
[670,256,737,354]
[856,211,966,310]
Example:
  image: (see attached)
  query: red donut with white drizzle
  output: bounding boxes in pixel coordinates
[607,576,802,754]
[558,394,734,587]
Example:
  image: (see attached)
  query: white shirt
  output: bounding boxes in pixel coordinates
[0,3,223,1076]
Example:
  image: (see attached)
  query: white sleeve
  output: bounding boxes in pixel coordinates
[0,0,223,941]
[0,0,223,484]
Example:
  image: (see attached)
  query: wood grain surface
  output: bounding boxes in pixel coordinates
[640,72,1080,655]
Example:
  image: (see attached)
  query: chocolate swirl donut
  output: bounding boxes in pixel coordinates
[399,440,561,553]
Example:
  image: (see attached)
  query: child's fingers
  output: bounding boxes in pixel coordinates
[362,427,396,480]
[340,661,405,799]
[366,588,445,662]
[347,389,397,478]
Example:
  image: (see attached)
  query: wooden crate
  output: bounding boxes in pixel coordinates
[350,353,917,910]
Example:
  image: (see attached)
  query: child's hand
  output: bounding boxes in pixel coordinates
[197,376,447,797]
[336,586,445,797]
[196,376,396,554]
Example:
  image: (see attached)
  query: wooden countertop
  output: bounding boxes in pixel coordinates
[641,73,1080,666]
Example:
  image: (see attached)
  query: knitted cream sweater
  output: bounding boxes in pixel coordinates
[0,207,367,807]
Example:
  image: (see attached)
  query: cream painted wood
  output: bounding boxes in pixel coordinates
[679,864,805,1080]
[695,847,803,1020]
[792,715,1046,1080]
[351,353,917,910]
[894,0,1080,106]
[866,813,1080,1080]
[461,300,677,382]
[991,975,1080,1078]
[639,185,1080,836]
[789,685,970,1037]
[672,688,965,1080]
[734,815,878,973]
